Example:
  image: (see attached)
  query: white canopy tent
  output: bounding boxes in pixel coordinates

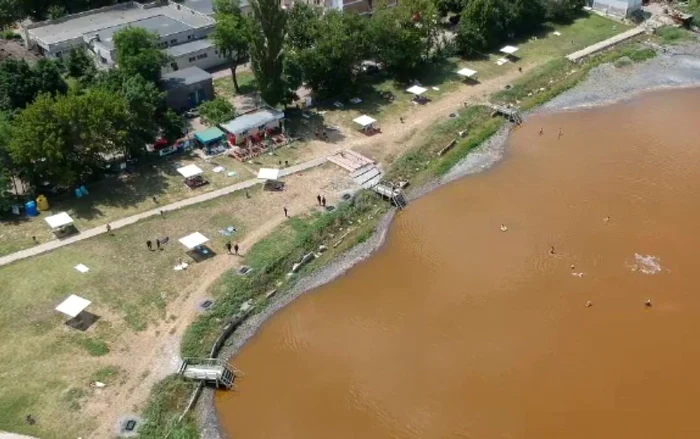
[500,46,520,56]
[179,232,210,250]
[45,212,74,230]
[55,294,91,318]
[406,85,428,96]
[177,164,204,179]
[257,168,281,180]
[457,68,478,79]
[353,115,377,128]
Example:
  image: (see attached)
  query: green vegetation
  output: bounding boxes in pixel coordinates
[75,337,110,357]
[63,387,88,411]
[212,0,250,93]
[198,96,238,125]
[91,365,123,384]
[113,27,170,84]
[656,26,695,45]
[181,190,387,357]
[137,376,199,439]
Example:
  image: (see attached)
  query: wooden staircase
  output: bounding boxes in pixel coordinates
[178,358,243,390]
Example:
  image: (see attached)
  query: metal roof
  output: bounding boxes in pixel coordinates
[28,3,213,46]
[181,0,215,15]
[162,66,212,90]
[88,15,193,50]
[220,109,285,135]
[165,38,214,57]
[194,127,225,144]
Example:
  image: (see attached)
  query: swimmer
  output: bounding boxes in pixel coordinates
[570,264,575,270]
[549,245,556,255]
[603,216,610,223]
[645,299,652,307]
[500,224,508,232]
[586,301,593,307]
[557,128,563,139]
[539,127,543,136]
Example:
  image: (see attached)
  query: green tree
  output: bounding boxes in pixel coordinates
[544,0,586,23]
[47,4,67,19]
[0,0,21,30]
[0,60,35,112]
[9,89,130,187]
[371,0,440,82]
[159,109,185,142]
[508,0,545,34]
[67,47,97,83]
[287,3,323,50]
[0,111,13,211]
[113,27,169,83]
[33,58,68,97]
[198,97,237,126]
[455,0,508,57]
[212,0,250,93]
[434,0,464,16]
[249,0,287,106]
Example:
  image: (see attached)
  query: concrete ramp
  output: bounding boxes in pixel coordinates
[566,27,646,62]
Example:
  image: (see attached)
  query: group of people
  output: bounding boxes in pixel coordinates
[316,194,327,207]
[146,237,169,251]
[225,241,240,255]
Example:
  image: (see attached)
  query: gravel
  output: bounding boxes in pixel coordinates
[199,40,700,439]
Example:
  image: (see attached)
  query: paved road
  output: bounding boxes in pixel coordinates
[0,156,328,268]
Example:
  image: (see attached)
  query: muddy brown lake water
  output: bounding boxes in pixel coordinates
[216,89,700,439]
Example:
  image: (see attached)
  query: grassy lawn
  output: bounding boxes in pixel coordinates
[300,13,630,136]
[0,184,265,438]
[214,70,257,99]
[0,152,259,257]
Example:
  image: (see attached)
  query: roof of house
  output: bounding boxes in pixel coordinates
[88,15,194,50]
[27,3,213,46]
[165,38,214,58]
[161,66,212,90]
[194,127,225,144]
[220,109,285,135]
[180,0,215,15]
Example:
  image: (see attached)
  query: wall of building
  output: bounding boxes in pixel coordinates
[163,45,226,74]
[591,0,642,17]
[165,80,215,111]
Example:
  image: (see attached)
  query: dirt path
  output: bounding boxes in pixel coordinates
[84,167,357,439]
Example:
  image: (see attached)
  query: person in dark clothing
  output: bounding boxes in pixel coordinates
[225,241,232,254]
[26,415,35,425]
[147,240,153,250]
[234,243,239,255]
[156,239,161,250]
[321,196,327,207]
[284,207,289,217]
[317,194,322,205]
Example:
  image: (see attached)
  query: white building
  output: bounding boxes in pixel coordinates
[23,1,226,74]
[590,0,643,18]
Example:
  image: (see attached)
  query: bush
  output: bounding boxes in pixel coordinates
[137,376,199,439]
[1,30,21,40]
[76,337,110,356]
[656,26,692,45]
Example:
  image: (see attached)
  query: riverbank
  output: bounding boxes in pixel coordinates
[197,39,700,439]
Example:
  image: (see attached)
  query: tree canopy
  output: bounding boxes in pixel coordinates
[0,59,68,113]
[249,0,287,106]
[212,0,250,93]
[113,27,169,84]
[9,88,131,187]
[198,97,237,126]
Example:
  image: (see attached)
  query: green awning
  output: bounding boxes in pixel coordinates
[194,127,225,144]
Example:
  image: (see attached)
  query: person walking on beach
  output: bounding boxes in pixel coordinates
[321,196,327,207]
[225,241,232,254]
[156,238,161,250]
[539,127,544,136]
[558,128,563,139]
[146,240,153,251]
[234,243,239,255]
[317,194,322,205]
[106,223,112,235]
[284,207,289,218]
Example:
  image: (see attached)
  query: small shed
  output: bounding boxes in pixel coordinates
[194,127,225,146]
[220,108,285,145]
[457,68,478,81]
[161,67,214,112]
[45,212,76,236]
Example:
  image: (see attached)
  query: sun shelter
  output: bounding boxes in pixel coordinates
[457,68,478,81]
[177,164,208,189]
[500,45,520,58]
[257,168,281,180]
[406,85,429,104]
[179,232,214,261]
[353,115,379,134]
[45,212,76,236]
[194,127,225,146]
[56,294,91,318]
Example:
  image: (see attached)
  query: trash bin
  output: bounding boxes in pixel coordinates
[25,201,38,217]
[36,195,50,211]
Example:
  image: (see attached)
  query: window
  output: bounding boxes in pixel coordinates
[196,53,208,60]
[188,56,196,62]
[170,39,177,44]
[187,35,192,40]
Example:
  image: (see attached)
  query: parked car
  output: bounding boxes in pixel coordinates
[185,108,200,119]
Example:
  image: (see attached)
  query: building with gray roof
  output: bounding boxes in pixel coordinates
[23,1,225,73]
[161,66,214,111]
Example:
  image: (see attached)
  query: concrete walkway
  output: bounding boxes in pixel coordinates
[566,26,647,62]
[0,432,39,439]
[0,156,329,268]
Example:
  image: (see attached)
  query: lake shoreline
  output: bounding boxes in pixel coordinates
[199,41,700,439]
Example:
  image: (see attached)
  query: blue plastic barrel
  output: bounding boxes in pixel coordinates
[25,201,38,216]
